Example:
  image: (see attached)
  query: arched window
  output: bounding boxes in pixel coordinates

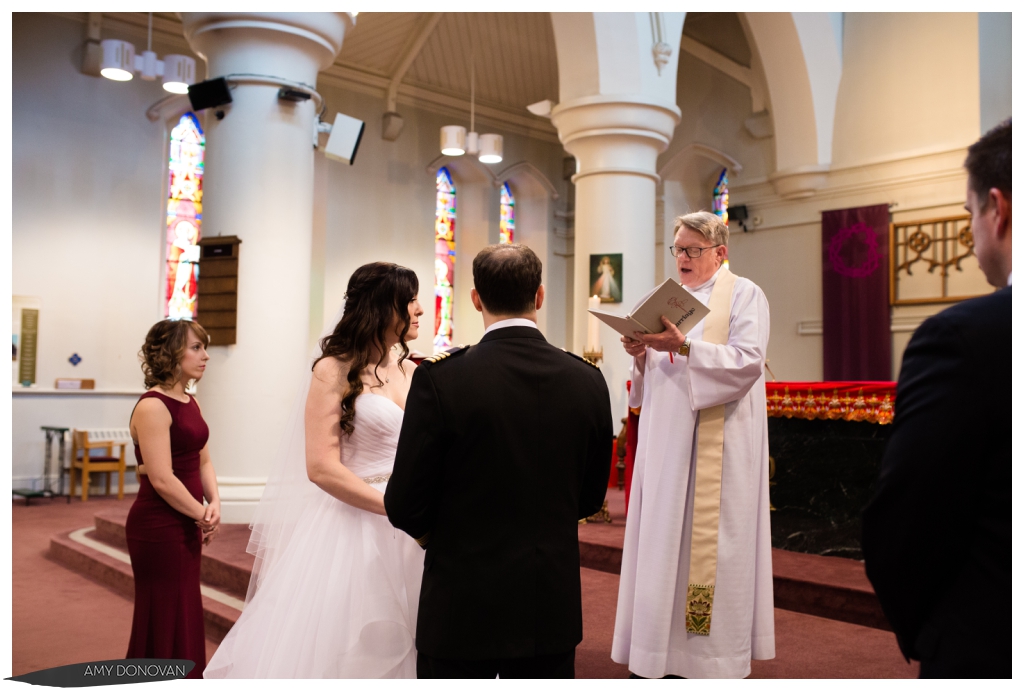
[499,182,515,244]
[165,112,205,320]
[712,168,729,226]
[434,167,456,352]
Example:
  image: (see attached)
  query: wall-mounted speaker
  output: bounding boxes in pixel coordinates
[187,77,233,111]
[324,112,365,165]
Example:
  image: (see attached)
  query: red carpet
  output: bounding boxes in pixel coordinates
[15,495,918,678]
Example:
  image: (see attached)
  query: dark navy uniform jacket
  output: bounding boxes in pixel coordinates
[385,325,613,661]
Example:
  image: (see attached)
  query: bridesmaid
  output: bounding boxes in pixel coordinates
[125,319,221,678]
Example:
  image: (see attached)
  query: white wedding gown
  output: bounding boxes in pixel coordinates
[205,393,424,678]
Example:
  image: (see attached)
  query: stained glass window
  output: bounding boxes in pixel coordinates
[165,112,205,320]
[712,168,729,226]
[434,167,456,352]
[499,182,515,244]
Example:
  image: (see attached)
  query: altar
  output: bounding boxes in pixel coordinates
[765,382,896,560]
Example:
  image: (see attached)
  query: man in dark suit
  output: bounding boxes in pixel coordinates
[385,243,613,679]
[862,119,1011,678]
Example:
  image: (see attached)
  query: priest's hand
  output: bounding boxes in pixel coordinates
[622,334,647,372]
[622,334,646,356]
[638,316,686,353]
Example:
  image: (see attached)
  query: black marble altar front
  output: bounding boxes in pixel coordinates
[768,417,892,560]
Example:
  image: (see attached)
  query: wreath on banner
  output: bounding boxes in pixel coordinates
[828,222,881,278]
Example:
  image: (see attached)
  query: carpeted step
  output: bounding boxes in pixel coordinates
[93,509,129,550]
[771,548,889,631]
[49,529,134,599]
[91,510,253,601]
[47,527,241,643]
[578,490,889,631]
[199,532,252,602]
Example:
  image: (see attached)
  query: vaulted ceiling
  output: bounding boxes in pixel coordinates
[338,12,559,110]
[57,12,759,145]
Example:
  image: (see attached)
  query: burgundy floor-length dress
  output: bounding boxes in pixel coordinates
[125,390,208,678]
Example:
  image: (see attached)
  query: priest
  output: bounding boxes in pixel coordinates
[612,211,774,678]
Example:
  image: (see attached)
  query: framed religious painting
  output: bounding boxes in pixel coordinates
[590,253,623,303]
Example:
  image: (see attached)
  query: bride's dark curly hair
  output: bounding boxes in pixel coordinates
[315,262,419,436]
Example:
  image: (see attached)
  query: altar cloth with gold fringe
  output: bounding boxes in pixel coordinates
[766,381,895,424]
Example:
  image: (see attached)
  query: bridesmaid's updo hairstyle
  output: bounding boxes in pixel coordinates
[139,319,211,389]
[316,262,419,436]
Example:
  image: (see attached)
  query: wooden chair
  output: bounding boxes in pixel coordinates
[69,428,130,501]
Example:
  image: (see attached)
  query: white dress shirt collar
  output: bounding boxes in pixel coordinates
[483,317,539,336]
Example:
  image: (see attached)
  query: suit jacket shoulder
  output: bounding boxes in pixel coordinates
[559,348,601,372]
[921,286,1009,338]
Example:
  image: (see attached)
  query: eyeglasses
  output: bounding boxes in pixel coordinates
[670,244,721,258]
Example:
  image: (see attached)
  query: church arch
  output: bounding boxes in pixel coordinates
[549,12,841,200]
[494,161,559,201]
[739,12,842,196]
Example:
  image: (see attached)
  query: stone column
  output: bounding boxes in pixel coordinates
[180,13,352,523]
[551,95,680,418]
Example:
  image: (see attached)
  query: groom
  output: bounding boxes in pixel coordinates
[385,243,613,679]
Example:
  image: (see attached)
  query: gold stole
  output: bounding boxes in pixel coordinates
[684,267,737,636]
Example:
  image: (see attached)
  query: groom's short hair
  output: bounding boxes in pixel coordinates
[473,244,543,316]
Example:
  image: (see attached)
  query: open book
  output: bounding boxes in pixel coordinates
[588,278,710,338]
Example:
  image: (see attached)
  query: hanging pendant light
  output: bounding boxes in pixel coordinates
[137,15,158,81]
[440,126,467,156]
[100,39,135,81]
[478,134,503,164]
[97,14,196,94]
[438,34,503,164]
[162,54,196,94]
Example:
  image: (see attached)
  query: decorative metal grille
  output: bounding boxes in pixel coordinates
[889,214,984,305]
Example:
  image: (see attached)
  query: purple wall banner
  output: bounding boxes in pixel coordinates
[821,204,892,380]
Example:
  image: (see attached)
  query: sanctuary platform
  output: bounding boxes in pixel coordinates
[48,488,890,644]
[18,495,917,678]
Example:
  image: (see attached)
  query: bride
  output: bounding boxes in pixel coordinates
[205,262,426,678]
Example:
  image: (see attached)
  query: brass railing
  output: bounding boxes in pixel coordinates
[889,214,983,305]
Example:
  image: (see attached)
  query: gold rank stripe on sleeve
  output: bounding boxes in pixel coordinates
[561,348,601,369]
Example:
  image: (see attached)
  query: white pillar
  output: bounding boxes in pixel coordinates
[551,96,680,419]
[180,13,352,523]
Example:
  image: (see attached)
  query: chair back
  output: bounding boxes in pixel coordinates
[70,428,133,463]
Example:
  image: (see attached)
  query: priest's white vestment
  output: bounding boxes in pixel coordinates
[611,267,775,679]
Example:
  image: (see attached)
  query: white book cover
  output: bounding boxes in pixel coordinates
[588,278,710,338]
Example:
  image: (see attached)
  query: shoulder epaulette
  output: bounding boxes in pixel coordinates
[561,348,600,370]
[421,344,469,365]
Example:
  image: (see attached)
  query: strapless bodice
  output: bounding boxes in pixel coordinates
[341,393,404,479]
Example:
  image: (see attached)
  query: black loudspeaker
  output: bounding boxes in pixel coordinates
[730,204,749,231]
[187,78,233,111]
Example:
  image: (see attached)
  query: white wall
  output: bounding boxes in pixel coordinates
[12,12,1002,485]
[12,14,207,391]
[313,81,569,354]
[11,13,569,488]
[728,12,990,382]
[831,12,980,167]
[978,12,1012,133]
[658,49,774,282]
[12,392,142,493]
